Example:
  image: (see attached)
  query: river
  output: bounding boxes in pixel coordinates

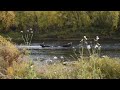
[16,39,120,63]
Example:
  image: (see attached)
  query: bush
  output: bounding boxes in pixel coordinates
[6,60,37,79]
[0,35,20,67]
[0,35,39,79]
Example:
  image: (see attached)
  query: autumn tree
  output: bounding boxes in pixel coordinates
[0,11,16,32]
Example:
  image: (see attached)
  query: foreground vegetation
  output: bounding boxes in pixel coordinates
[2,55,120,79]
[0,35,120,79]
[35,56,120,79]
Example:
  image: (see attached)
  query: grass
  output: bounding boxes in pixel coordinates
[34,56,120,79]
[0,35,120,79]
[1,30,120,42]
[0,35,35,79]
[1,55,120,79]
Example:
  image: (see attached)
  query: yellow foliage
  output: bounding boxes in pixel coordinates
[0,11,16,31]
[0,35,20,67]
[7,67,14,76]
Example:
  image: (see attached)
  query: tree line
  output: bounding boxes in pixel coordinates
[0,11,120,38]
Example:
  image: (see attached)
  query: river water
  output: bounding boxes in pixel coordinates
[16,40,120,63]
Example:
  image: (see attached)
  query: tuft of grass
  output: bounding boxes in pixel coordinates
[35,56,120,79]
[1,52,120,79]
[6,60,37,79]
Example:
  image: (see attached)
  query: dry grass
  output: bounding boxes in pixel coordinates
[0,35,20,67]
[35,56,120,79]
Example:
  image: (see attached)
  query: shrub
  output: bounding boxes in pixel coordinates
[0,35,20,67]
[6,60,37,79]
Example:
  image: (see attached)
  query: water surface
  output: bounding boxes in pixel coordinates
[17,40,120,62]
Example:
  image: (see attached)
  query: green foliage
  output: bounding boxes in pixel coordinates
[0,11,120,39]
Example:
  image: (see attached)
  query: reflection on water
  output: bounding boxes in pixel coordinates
[17,40,120,62]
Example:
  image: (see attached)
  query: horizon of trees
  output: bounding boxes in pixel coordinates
[0,11,120,38]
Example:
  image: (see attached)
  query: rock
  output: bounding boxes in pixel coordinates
[45,60,53,65]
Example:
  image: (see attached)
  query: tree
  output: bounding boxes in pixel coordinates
[0,11,16,32]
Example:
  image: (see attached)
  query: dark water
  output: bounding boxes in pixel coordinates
[17,40,120,62]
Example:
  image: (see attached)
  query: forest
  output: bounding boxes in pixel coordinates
[0,11,120,41]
